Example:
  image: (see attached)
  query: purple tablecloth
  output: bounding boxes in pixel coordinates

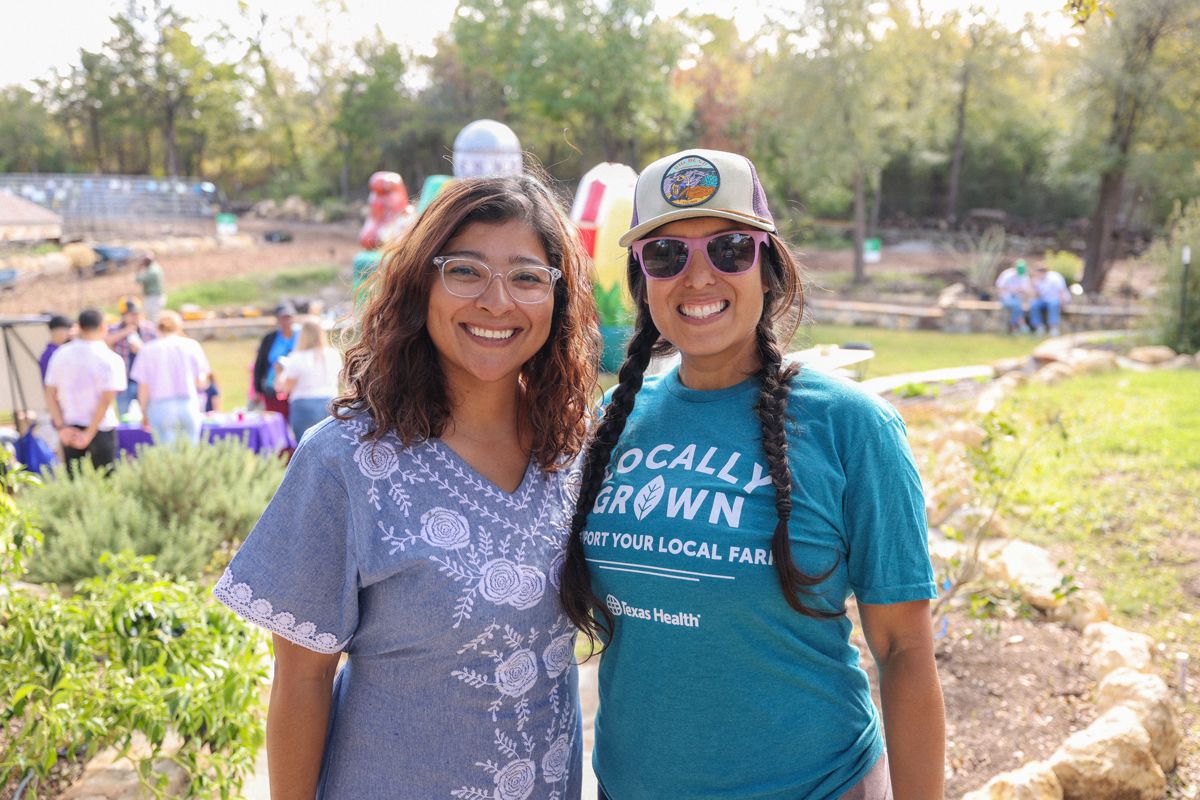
[117,412,295,457]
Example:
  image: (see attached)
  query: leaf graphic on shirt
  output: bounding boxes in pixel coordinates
[633,475,665,520]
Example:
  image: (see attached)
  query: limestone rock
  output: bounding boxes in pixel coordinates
[938,281,968,307]
[991,356,1031,377]
[1067,349,1118,374]
[990,540,1065,610]
[940,503,1009,541]
[1031,362,1075,385]
[1048,706,1166,800]
[1095,667,1181,772]
[1163,354,1195,370]
[1127,345,1176,364]
[1048,588,1108,632]
[1083,622,1154,680]
[961,760,1063,800]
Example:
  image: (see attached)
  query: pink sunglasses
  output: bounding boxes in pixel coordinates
[631,230,770,280]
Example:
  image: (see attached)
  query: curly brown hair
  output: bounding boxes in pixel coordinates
[332,174,601,471]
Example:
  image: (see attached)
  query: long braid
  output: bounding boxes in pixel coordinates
[754,320,843,617]
[560,310,662,647]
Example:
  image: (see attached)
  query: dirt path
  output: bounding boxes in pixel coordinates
[0,220,361,317]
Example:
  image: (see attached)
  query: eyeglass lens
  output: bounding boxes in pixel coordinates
[639,232,760,279]
[440,258,556,302]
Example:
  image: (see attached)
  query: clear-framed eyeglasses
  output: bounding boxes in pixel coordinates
[432,256,562,304]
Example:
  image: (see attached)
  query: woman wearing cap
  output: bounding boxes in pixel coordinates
[214,174,599,799]
[561,149,943,799]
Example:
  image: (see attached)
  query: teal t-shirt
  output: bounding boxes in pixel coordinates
[583,366,935,800]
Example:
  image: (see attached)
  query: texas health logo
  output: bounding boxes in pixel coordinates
[604,593,701,628]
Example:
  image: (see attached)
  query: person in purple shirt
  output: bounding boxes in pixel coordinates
[39,315,73,381]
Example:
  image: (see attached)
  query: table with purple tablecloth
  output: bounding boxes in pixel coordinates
[117,411,295,457]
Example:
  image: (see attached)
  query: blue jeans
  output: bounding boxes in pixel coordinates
[289,397,331,442]
[999,294,1026,330]
[147,397,202,444]
[116,379,139,416]
[1029,299,1061,331]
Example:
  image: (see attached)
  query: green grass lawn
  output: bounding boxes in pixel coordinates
[168,265,343,311]
[793,323,1037,377]
[202,338,259,412]
[994,370,1200,644]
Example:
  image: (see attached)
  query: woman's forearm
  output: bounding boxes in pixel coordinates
[878,647,946,800]
[266,643,339,799]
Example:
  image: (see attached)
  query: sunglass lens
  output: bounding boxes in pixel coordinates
[640,239,690,278]
[707,233,758,273]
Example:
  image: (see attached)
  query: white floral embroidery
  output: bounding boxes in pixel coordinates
[213,570,345,654]
[540,734,570,784]
[495,649,539,697]
[421,507,472,549]
[478,558,523,604]
[354,437,399,480]
[541,634,574,679]
[494,758,537,800]
[546,549,565,591]
[508,566,546,611]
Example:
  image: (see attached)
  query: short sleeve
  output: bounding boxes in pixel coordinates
[843,416,936,605]
[191,340,210,376]
[44,349,65,389]
[106,354,128,392]
[129,351,147,385]
[213,436,358,653]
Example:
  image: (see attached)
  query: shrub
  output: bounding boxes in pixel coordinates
[0,449,269,799]
[1153,199,1200,354]
[1042,249,1083,284]
[25,439,284,584]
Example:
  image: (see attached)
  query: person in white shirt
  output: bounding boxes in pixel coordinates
[276,316,343,441]
[130,310,211,444]
[1030,266,1070,336]
[994,259,1033,334]
[45,308,128,476]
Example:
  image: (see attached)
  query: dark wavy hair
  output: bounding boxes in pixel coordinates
[560,228,842,647]
[332,173,601,471]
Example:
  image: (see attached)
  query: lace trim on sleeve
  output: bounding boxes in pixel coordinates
[213,569,348,654]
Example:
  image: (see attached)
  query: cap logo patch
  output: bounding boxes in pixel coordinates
[661,155,720,208]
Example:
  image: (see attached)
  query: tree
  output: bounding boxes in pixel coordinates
[1070,0,1200,292]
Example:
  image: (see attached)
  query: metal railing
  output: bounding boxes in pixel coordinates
[0,173,218,240]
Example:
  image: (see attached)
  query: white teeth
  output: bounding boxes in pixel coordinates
[679,301,728,319]
[466,325,517,340]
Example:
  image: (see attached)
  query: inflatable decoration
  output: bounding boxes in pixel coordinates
[358,171,412,250]
[570,162,638,372]
[452,120,523,179]
[417,174,453,213]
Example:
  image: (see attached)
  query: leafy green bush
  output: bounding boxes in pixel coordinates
[1042,249,1082,284]
[25,439,284,584]
[1153,199,1200,354]
[0,450,269,799]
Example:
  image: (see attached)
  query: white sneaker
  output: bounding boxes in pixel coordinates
[1049,326,1060,337]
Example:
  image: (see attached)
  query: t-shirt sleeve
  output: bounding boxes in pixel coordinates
[842,416,936,605]
[213,437,358,653]
[106,353,128,392]
[44,349,65,389]
[129,351,146,385]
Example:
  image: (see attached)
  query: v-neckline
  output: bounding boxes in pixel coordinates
[428,439,536,498]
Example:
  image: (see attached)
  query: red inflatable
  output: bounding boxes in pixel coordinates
[359,171,411,250]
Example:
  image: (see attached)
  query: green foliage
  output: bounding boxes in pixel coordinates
[1043,250,1083,284]
[25,439,284,584]
[897,381,940,399]
[0,549,268,798]
[167,264,340,311]
[1152,199,1200,353]
[994,370,1200,643]
[793,324,1036,377]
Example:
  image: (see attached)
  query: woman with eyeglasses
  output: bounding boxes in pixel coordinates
[216,174,600,799]
[560,150,944,800]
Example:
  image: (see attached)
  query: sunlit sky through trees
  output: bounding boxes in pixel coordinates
[0,0,1076,88]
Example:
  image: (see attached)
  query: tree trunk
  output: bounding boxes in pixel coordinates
[945,57,970,224]
[163,100,179,177]
[868,166,883,239]
[1082,169,1125,293]
[852,169,867,285]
